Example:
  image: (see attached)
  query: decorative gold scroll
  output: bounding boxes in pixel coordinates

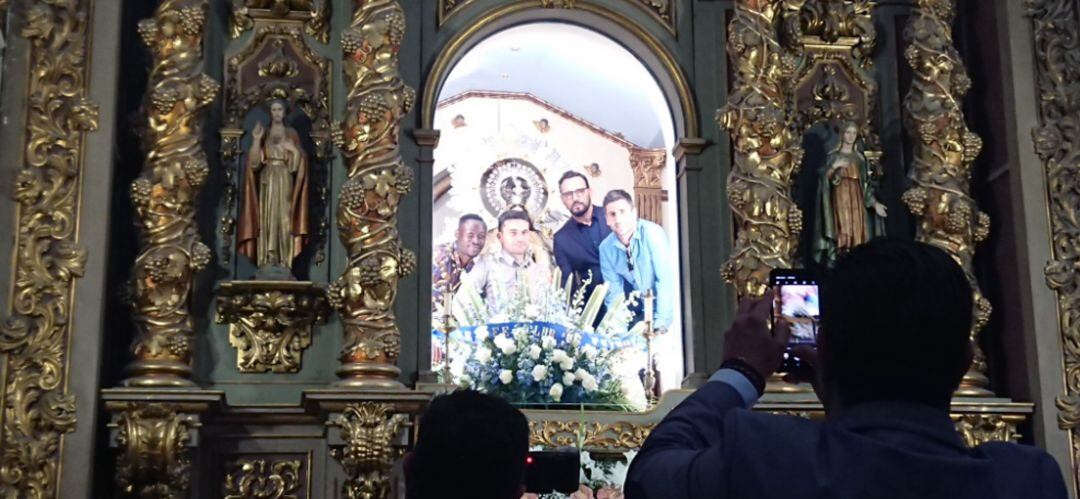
[718,0,803,298]
[1026,0,1080,494]
[332,403,408,499]
[113,404,195,499]
[529,421,656,450]
[0,0,98,496]
[328,0,416,388]
[901,0,993,396]
[436,1,677,35]
[125,0,218,387]
[224,457,305,499]
[216,281,329,373]
[231,0,331,45]
[950,413,1022,448]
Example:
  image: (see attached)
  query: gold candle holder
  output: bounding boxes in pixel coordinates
[642,290,658,406]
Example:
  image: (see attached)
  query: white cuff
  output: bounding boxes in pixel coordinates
[708,368,760,408]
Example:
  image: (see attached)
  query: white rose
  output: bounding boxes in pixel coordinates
[562,372,576,386]
[499,369,514,385]
[581,345,597,360]
[531,364,549,381]
[528,344,542,360]
[492,334,510,349]
[574,368,588,381]
[549,383,564,401]
[474,346,492,364]
[475,326,489,341]
[559,358,574,371]
[552,349,568,362]
[542,336,557,350]
[582,374,598,392]
[500,343,517,356]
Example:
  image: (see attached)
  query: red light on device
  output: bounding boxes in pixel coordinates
[526,456,534,465]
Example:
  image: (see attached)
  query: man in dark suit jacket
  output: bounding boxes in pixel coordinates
[553,171,611,305]
[626,239,1068,499]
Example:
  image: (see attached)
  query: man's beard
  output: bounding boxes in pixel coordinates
[570,202,589,217]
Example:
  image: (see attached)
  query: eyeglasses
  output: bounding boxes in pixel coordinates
[560,188,588,199]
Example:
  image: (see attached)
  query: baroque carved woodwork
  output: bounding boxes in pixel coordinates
[329,0,415,387]
[224,456,306,499]
[436,1,676,35]
[529,421,657,450]
[216,281,329,373]
[112,404,196,499]
[124,0,217,387]
[951,414,1022,448]
[0,0,97,496]
[1026,0,1080,494]
[332,403,408,499]
[231,0,331,44]
[901,0,993,396]
[221,23,332,268]
[718,0,803,298]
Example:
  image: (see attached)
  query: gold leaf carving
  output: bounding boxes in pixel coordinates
[1026,0,1080,494]
[902,0,993,396]
[951,414,1021,448]
[224,458,303,499]
[718,0,802,298]
[0,0,97,495]
[125,0,217,386]
[329,0,415,387]
[114,404,194,499]
[529,421,656,450]
[231,0,331,44]
[216,282,329,373]
[332,403,407,499]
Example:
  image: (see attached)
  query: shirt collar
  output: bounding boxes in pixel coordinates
[830,401,967,450]
[496,248,531,267]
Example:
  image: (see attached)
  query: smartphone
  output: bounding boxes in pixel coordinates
[769,269,820,373]
[524,450,580,494]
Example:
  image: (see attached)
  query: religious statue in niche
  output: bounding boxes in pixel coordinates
[811,121,886,266]
[238,99,311,277]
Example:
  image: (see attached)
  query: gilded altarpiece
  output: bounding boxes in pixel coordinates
[0,0,1061,497]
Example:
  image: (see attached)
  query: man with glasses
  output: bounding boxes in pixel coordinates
[553,171,612,309]
[599,189,674,333]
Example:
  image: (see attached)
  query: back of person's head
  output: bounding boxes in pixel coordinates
[820,238,973,410]
[405,390,529,499]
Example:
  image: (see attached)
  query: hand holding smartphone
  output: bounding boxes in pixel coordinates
[769,269,820,375]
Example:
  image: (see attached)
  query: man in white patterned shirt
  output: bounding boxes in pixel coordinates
[457,210,552,316]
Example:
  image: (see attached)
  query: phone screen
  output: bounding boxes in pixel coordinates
[770,270,819,372]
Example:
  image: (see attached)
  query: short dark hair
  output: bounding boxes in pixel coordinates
[458,213,486,228]
[406,390,529,499]
[602,189,634,208]
[498,209,532,231]
[820,238,973,408]
[558,170,590,191]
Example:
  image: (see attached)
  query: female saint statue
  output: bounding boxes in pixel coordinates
[812,122,887,266]
[238,100,310,271]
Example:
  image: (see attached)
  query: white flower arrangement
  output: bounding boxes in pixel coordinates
[448,270,642,407]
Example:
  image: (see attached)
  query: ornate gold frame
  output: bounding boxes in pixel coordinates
[1026,0,1080,494]
[439,0,677,35]
[0,0,98,495]
[422,1,698,140]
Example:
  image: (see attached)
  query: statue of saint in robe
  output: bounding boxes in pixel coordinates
[812,122,887,266]
[238,100,310,272]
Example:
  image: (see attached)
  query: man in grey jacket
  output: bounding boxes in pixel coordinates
[626,238,1067,499]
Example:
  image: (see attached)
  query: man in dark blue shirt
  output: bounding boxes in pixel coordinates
[553,171,611,308]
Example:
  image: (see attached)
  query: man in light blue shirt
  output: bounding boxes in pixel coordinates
[598,189,675,332]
